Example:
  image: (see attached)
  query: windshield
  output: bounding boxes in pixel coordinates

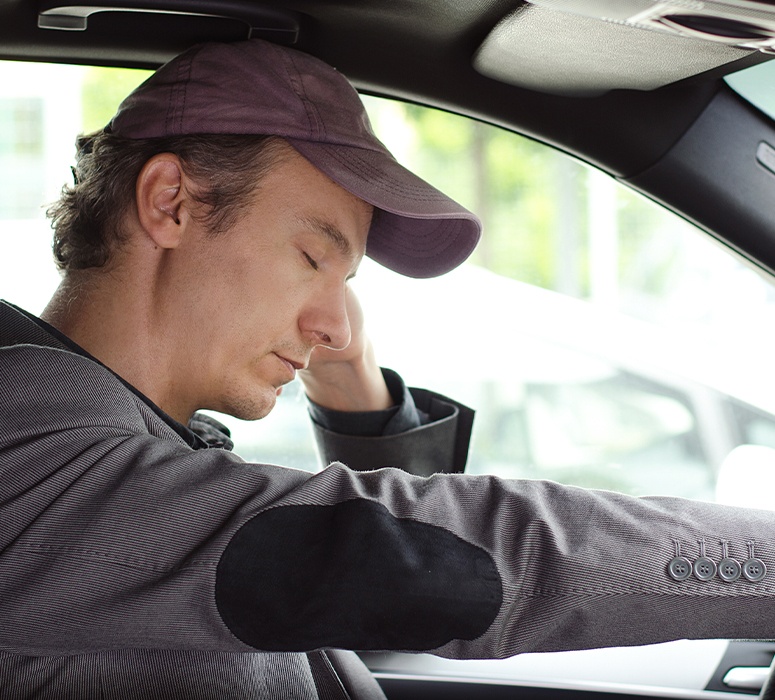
[725,58,775,119]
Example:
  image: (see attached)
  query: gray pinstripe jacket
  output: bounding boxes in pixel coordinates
[2,299,775,699]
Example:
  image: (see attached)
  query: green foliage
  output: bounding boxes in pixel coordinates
[616,187,685,299]
[367,98,589,293]
[80,67,152,134]
[364,95,703,315]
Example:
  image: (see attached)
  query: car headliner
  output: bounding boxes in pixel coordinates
[2,0,774,278]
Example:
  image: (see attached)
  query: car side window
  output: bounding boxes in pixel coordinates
[353,96,775,505]
[4,61,775,505]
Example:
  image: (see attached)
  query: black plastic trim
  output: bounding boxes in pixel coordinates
[626,84,775,278]
[377,676,670,700]
[38,0,299,43]
[706,640,775,693]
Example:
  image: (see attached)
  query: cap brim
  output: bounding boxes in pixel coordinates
[288,139,481,278]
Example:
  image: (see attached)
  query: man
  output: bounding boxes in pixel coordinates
[1,39,775,700]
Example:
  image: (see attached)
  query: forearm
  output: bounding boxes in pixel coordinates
[215,463,775,659]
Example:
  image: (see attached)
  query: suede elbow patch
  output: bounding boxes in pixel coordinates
[215,499,502,651]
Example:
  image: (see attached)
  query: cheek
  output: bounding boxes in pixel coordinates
[198,240,312,341]
[229,273,310,343]
[214,253,288,311]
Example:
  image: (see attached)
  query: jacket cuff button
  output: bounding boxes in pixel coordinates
[668,557,692,581]
[693,556,717,581]
[718,558,742,582]
[742,558,767,582]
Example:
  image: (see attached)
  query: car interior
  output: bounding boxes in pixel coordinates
[2,0,775,698]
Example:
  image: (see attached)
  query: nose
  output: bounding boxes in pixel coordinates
[300,284,351,351]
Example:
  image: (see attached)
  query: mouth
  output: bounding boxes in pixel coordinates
[275,353,305,381]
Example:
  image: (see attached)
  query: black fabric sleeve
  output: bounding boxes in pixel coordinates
[308,369,474,475]
[307,368,425,437]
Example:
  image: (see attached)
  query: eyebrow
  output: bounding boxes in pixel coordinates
[297,216,361,279]
[299,216,354,259]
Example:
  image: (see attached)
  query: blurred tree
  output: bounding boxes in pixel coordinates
[378,100,588,293]
[80,67,151,133]
[366,96,705,318]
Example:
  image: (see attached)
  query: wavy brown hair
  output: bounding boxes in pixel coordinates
[48,131,287,271]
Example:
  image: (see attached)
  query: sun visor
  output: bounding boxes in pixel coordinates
[473,1,764,96]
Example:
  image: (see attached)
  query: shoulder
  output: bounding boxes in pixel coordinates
[0,343,152,439]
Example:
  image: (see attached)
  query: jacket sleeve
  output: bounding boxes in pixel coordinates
[309,369,474,475]
[215,465,775,660]
[3,346,775,661]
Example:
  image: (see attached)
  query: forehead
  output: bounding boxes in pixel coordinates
[257,143,373,253]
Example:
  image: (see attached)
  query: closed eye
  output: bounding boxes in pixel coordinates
[303,252,319,271]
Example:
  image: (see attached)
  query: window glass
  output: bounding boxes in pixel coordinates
[0,97,45,218]
[729,400,775,449]
[3,61,775,504]
[725,58,775,120]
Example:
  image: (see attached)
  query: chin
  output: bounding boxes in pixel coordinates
[221,390,278,422]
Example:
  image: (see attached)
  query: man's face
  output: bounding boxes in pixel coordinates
[171,143,372,421]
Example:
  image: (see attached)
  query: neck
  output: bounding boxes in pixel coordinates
[41,268,195,424]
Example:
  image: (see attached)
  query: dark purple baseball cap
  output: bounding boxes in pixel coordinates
[108,39,481,278]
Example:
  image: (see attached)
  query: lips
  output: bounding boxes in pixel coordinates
[275,353,305,382]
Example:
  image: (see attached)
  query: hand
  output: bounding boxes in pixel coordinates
[299,285,393,412]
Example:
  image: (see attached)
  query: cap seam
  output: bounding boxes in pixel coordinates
[310,143,457,203]
[370,222,468,258]
[284,50,321,140]
[167,47,200,136]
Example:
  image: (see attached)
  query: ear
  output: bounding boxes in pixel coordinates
[135,153,190,250]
